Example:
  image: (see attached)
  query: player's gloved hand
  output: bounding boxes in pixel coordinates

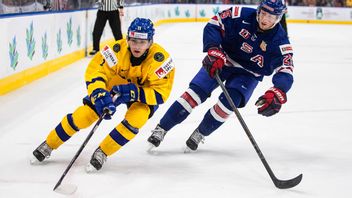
[111,83,139,106]
[202,47,227,78]
[91,89,116,120]
[255,87,287,117]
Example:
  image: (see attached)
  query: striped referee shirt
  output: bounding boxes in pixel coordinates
[98,0,124,11]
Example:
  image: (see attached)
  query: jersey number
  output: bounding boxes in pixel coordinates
[283,54,293,66]
[250,55,264,68]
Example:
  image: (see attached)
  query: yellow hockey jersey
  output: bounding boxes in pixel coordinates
[85,39,175,105]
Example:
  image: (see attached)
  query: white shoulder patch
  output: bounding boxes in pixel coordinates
[100,45,118,67]
[154,58,174,79]
[279,44,293,55]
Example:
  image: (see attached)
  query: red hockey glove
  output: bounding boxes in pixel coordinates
[255,87,287,117]
[202,47,226,78]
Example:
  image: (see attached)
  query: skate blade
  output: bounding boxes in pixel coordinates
[184,146,192,153]
[30,156,50,165]
[54,184,77,195]
[85,163,98,173]
[147,144,158,154]
[30,157,40,165]
[29,157,46,165]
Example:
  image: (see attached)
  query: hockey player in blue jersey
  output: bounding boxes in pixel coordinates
[147,0,294,151]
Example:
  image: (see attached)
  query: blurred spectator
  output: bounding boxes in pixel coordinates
[40,0,79,10]
[303,0,317,6]
[71,0,80,8]
[316,0,330,6]
[51,0,69,10]
[43,0,52,10]
[332,0,345,6]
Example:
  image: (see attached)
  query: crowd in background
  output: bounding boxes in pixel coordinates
[1,0,351,15]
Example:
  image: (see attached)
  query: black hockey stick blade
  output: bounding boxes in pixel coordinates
[274,174,303,189]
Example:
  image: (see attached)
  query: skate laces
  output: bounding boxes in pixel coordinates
[151,125,166,141]
[190,129,205,144]
[93,148,107,165]
[38,142,52,158]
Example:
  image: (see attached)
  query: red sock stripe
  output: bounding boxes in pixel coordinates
[181,92,198,108]
[214,104,229,119]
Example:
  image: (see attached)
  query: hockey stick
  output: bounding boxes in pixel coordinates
[214,73,302,189]
[53,111,107,194]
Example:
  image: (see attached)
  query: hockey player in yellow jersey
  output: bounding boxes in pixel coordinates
[31,18,175,172]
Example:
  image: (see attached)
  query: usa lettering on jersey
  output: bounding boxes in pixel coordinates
[250,55,264,68]
[101,45,118,67]
[154,58,174,79]
[239,29,251,39]
[240,42,253,53]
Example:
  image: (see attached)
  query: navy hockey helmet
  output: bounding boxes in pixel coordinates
[127,18,155,41]
[257,0,287,16]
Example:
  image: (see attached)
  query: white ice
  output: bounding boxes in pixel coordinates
[0,22,352,198]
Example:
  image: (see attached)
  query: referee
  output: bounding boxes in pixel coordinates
[89,0,124,55]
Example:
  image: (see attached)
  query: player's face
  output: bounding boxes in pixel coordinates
[128,38,152,57]
[258,9,280,30]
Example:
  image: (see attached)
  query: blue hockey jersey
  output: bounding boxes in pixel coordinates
[203,6,294,93]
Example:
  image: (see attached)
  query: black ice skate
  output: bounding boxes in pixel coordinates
[86,147,107,173]
[147,124,167,148]
[185,128,205,152]
[31,141,53,164]
[89,50,98,56]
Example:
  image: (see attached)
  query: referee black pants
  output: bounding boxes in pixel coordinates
[92,9,123,51]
